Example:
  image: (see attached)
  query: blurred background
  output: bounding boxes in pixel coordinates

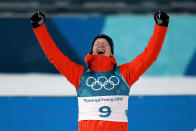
[0,0,196,131]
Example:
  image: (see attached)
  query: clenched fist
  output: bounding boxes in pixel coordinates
[154,11,169,27]
[30,12,45,28]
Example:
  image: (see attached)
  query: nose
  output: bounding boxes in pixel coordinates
[97,43,104,47]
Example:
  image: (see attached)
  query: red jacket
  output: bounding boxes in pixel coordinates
[33,24,167,131]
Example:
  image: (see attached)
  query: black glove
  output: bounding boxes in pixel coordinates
[30,12,45,28]
[154,11,169,27]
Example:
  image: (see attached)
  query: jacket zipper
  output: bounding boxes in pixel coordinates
[100,57,102,71]
[100,120,102,131]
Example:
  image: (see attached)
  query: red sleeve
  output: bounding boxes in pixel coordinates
[119,24,168,87]
[33,24,84,89]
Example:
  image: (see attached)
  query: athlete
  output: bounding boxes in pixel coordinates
[30,11,169,131]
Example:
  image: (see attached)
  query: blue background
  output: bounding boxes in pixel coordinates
[0,96,196,131]
[1,15,196,75]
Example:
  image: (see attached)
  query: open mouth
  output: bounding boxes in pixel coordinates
[97,49,105,55]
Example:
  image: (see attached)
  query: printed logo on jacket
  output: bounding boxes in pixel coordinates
[86,75,120,91]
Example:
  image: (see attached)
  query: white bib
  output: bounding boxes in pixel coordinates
[78,95,129,122]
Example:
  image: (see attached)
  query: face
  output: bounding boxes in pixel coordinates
[92,38,112,57]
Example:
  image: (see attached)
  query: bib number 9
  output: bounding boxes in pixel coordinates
[99,106,111,118]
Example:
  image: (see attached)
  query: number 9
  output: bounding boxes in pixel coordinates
[99,106,111,117]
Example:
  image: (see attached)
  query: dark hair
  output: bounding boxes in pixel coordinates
[90,34,114,54]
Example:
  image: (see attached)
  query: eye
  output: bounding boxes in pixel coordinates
[94,42,99,46]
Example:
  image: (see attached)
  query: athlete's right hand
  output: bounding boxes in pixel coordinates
[30,12,45,28]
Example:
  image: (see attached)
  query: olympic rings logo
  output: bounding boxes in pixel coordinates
[86,76,120,91]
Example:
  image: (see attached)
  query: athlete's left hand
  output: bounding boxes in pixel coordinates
[154,10,169,27]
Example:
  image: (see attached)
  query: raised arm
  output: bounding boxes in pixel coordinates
[31,12,84,89]
[119,11,169,87]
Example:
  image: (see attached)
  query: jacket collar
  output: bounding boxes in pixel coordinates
[84,53,117,72]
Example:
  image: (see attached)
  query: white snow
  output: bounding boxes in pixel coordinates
[0,73,195,96]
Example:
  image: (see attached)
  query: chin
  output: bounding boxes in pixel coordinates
[101,53,111,57]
